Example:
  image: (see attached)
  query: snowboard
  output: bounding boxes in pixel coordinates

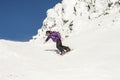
[60,49,73,56]
[45,49,73,55]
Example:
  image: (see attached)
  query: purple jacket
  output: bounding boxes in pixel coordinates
[45,31,61,42]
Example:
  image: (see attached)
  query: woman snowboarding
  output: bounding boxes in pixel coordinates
[44,31,71,55]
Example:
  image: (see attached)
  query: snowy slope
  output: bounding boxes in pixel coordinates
[0,0,120,80]
[0,30,120,80]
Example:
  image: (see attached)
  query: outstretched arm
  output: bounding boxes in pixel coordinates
[44,37,50,44]
[45,36,50,42]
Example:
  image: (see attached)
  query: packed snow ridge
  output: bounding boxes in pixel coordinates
[31,0,120,43]
[0,0,120,80]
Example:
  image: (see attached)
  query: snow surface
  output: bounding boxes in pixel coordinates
[0,30,120,80]
[0,0,120,80]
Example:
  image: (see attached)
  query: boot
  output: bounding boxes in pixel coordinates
[66,48,71,52]
[60,50,65,55]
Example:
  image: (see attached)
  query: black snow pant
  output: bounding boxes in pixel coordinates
[56,39,70,52]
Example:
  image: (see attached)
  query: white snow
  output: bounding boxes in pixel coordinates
[0,30,120,80]
[31,0,120,43]
[0,0,120,80]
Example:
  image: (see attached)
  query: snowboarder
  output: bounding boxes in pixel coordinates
[44,30,71,55]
